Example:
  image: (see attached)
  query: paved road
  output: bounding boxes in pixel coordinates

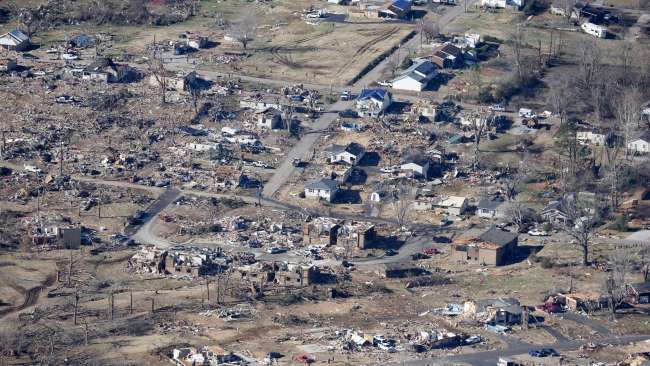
[387,335,650,366]
[262,99,351,197]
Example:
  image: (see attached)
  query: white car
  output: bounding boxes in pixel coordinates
[61,53,79,60]
[489,104,505,112]
[528,229,549,236]
[377,80,392,87]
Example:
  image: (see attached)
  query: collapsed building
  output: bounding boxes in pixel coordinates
[302,217,376,249]
[129,245,226,277]
[236,261,334,288]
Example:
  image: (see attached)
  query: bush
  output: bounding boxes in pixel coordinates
[400,57,413,70]
[540,257,554,269]
[613,215,629,232]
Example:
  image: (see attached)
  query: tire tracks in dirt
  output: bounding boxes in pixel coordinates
[0,273,56,318]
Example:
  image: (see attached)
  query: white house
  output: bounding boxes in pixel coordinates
[480,0,525,9]
[628,132,650,154]
[477,197,506,219]
[400,155,431,180]
[305,179,340,202]
[356,88,391,118]
[326,143,366,165]
[0,29,30,51]
[581,22,607,38]
[240,97,282,112]
[577,130,606,145]
[391,59,437,92]
[433,196,468,216]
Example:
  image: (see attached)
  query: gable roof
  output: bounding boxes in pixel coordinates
[393,59,437,84]
[401,154,429,167]
[630,131,650,142]
[83,57,118,74]
[4,29,29,43]
[478,196,505,211]
[306,179,339,191]
[390,0,413,11]
[476,226,518,247]
[327,142,365,157]
[358,88,389,102]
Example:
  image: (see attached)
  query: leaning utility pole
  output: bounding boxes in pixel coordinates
[68,250,73,286]
[129,290,133,314]
[109,290,114,320]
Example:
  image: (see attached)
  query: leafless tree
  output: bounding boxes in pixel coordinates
[554,0,578,23]
[558,195,604,266]
[10,4,45,37]
[469,111,493,170]
[548,79,572,124]
[229,11,258,50]
[616,87,642,159]
[503,200,534,233]
[147,45,169,104]
[604,247,633,318]
[577,39,602,91]
[500,159,530,201]
[639,247,650,282]
[509,25,525,80]
[392,185,413,227]
[420,20,440,44]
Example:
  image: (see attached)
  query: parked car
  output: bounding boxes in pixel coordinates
[292,355,314,364]
[528,228,549,236]
[377,80,392,87]
[490,104,505,112]
[340,91,351,101]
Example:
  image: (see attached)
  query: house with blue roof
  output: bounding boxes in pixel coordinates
[355,88,392,118]
[0,29,30,51]
[381,0,413,19]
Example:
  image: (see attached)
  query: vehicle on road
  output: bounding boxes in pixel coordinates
[423,247,440,255]
[377,80,392,87]
[267,247,287,254]
[528,348,559,357]
[490,104,505,112]
[340,91,351,101]
[384,249,398,256]
[338,109,358,118]
[528,228,549,236]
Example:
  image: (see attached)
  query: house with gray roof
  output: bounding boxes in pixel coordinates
[477,196,506,219]
[326,143,366,166]
[451,226,518,266]
[392,59,438,92]
[305,179,340,202]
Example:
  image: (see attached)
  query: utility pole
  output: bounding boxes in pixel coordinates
[129,290,133,315]
[68,250,73,287]
[59,139,64,177]
[206,278,210,302]
[150,298,155,313]
[109,290,114,320]
[73,290,79,325]
[84,322,89,346]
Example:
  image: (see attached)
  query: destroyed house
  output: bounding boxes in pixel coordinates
[303,218,341,246]
[337,221,377,249]
[378,262,427,278]
[0,57,17,72]
[237,262,322,287]
[82,57,139,83]
[451,226,518,266]
[356,88,391,118]
[257,107,283,129]
[465,298,522,325]
[627,282,650,304]
[164,250,225,276]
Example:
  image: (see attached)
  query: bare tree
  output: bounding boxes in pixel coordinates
[392,185,413,227]
[547,79,572,124]
[577,39,602,91]
[469,111,493,170]
[420,20,440,44]
[558,194,604,266]
[639,246,650,282]
[509,25,525,80]
[503,200,534,233]
[147,45,169,104]
[616,87,642,159]
[229,11,258,50]
[604,247,633,319]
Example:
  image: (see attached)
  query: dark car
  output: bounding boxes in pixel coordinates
[529,348,559,357]
[338,109,358,118]
[384,249,398,256]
